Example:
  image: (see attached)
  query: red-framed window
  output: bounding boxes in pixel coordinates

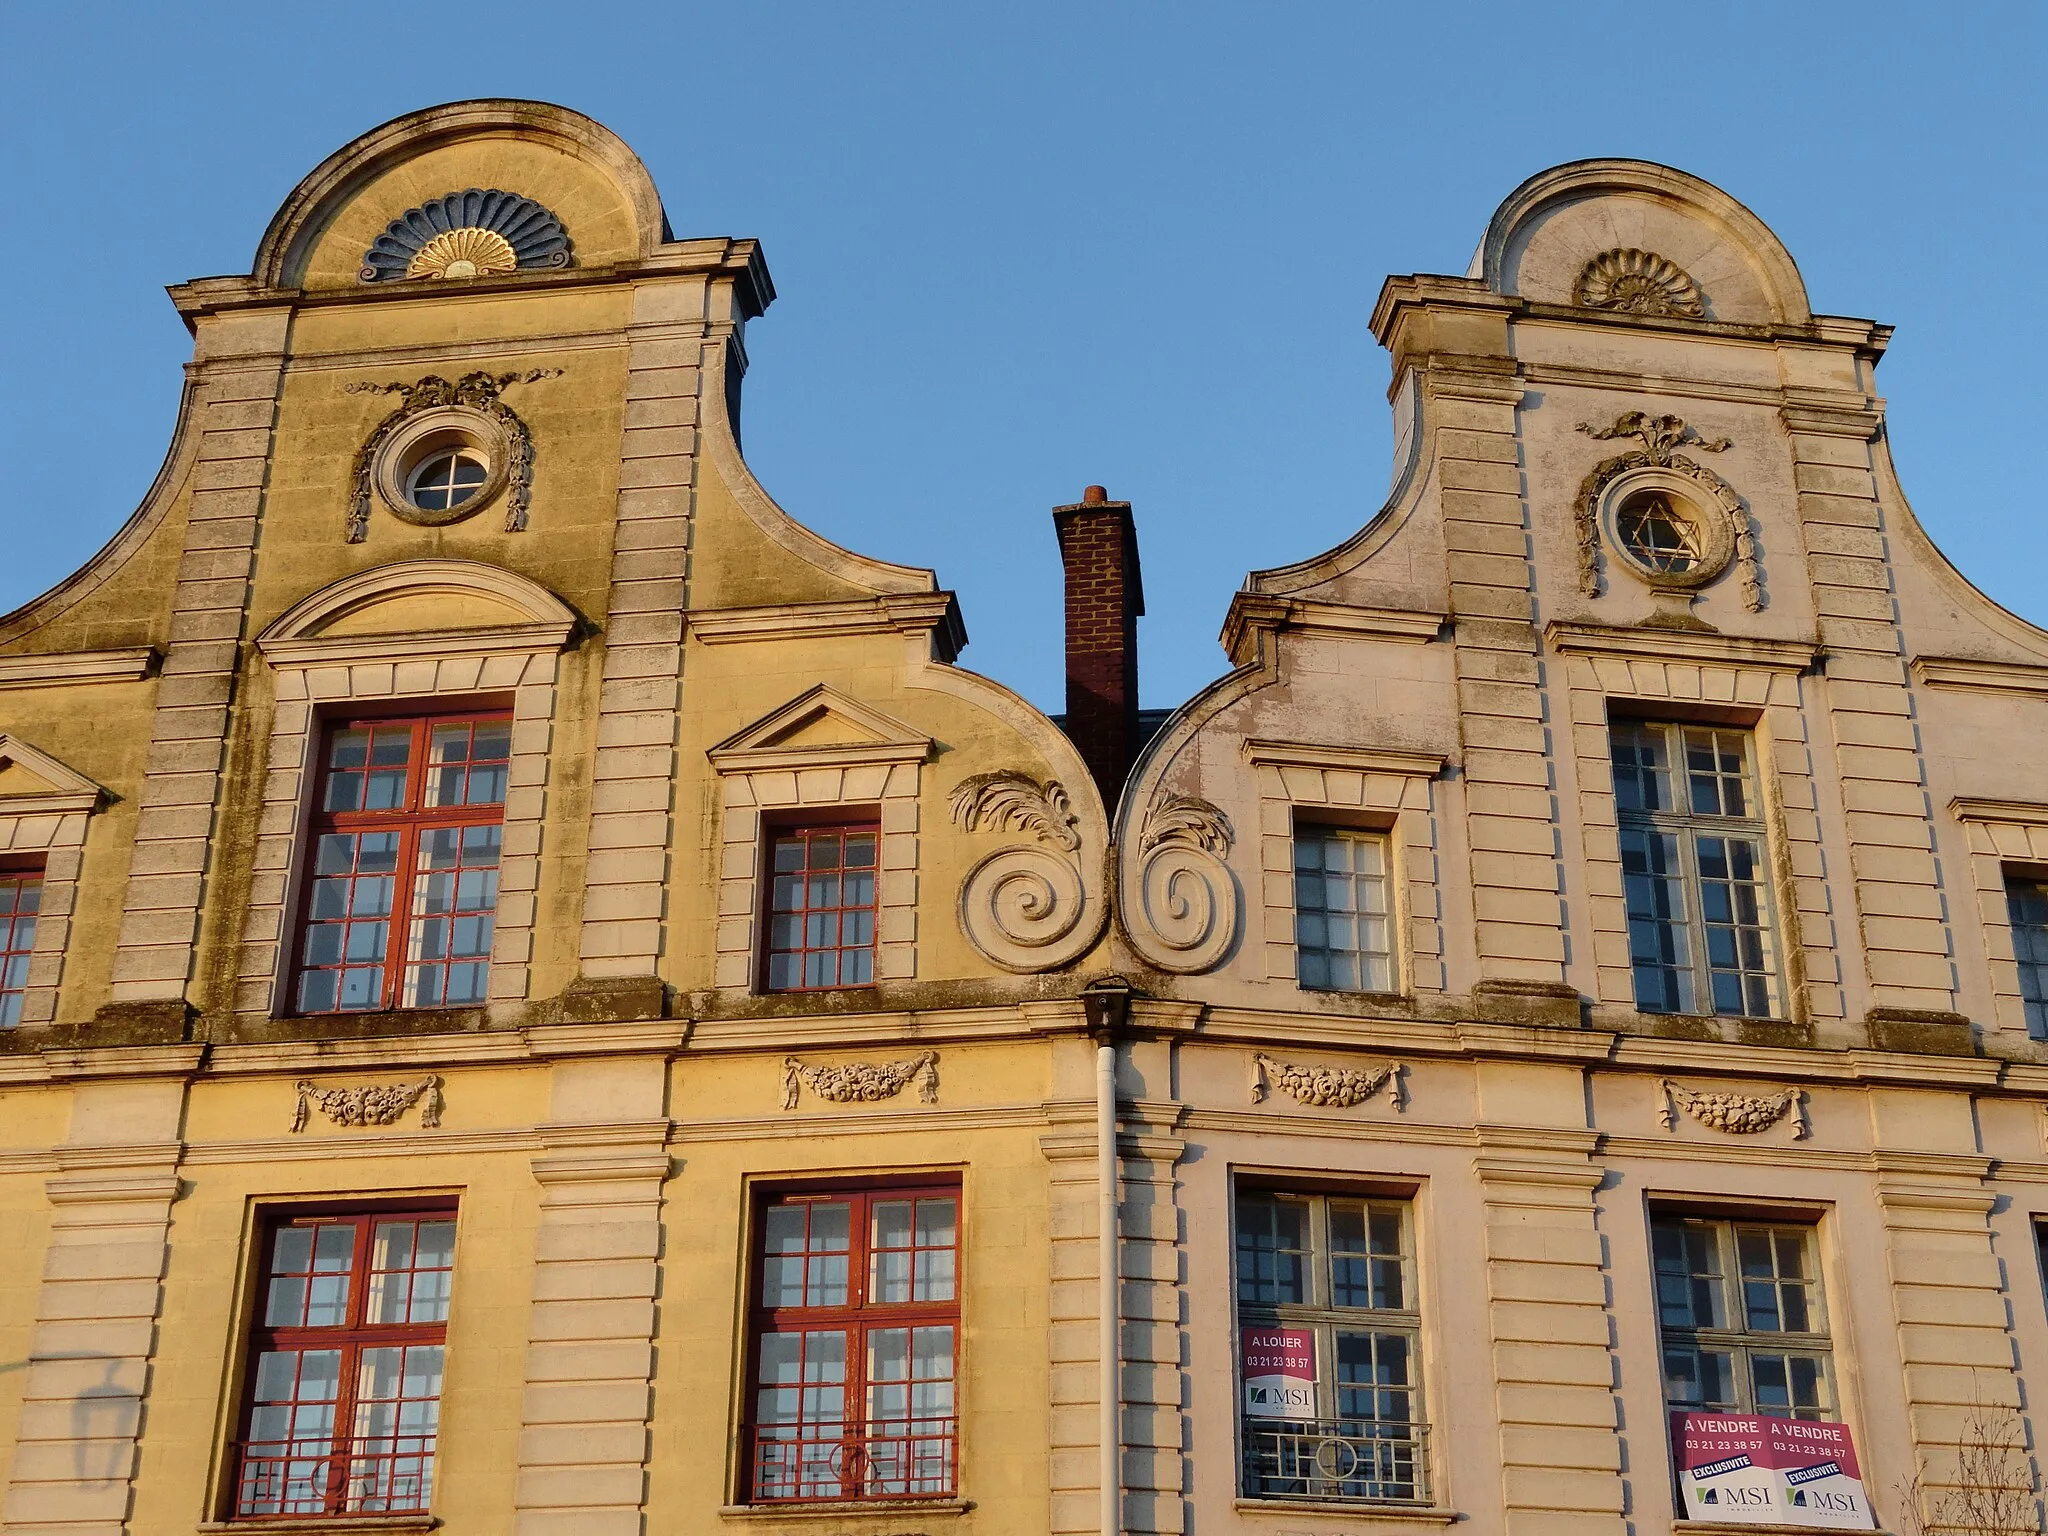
[743,1183,960,1503]
[763,822,880,991]
[0,860,42,1028]
[233,1207,456,1520]
[292,711,511,1015]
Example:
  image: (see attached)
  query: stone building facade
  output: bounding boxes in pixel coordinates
[2,100,2047,1536]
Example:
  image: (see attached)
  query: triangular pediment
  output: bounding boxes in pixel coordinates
[708,685,932,772]
[0,735,105,813]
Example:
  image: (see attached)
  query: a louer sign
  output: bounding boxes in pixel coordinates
[1673,1412,1875,1529]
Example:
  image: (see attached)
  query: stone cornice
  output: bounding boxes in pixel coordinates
[1545,620,1820,673]
[1913,655,2048,697]
[1220,595,1445,663]
[1242,738,1449,778]
[687,593,967,663]
[0,647,156,689]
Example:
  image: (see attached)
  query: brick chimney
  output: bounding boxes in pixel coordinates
[1053,485,1144,807]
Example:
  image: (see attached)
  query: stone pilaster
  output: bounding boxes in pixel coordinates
[1474,1128,1624,1536]
[576,282,709,984]
[1040,1120,1108,1536]
[1,1067,191,1536]
[107,311,291,1009]
[1785,404,1959,1019]
[1433,367,1570,986]
[1874,1154,2033,1535]
[512,1050,674,1536]
[1118,1107,1188,1536]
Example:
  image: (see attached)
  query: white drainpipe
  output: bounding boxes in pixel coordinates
[1096,1034,1120,1536]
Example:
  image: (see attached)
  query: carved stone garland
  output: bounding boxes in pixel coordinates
[292,1075,444,1132]
[1658,1079,1807,1140]
[1122,794,1239,974]
[1251,1053,1405,1111]
[343,369,560,543]
[1574,411,1761,611]
[949,772,1101,973]
[783,1052,940,1110]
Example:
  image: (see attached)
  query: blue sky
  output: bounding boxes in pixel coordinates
[3,3,2043,713]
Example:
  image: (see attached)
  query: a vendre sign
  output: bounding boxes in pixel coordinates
[1673,1412,1875,1528]
[1240,1327,1315,1419]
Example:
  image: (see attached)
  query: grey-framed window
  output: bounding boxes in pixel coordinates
[1294,827,1395,993]
[1611,720,1781,1018]
[1235,1189,1427,1505]
[1653,1215,1832,1421]
[2005,875,2048,1039]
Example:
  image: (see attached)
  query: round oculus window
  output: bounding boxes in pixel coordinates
[407,448,490,513]
[1614,488,1704,575]
[370,406,512,528]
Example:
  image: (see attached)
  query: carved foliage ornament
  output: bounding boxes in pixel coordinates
[360,189,573,283]
[344,370,560,543]
[1658,1079,1807,1139]
[1575,249,1706,318]
[291,1075,444,1132]
[1251,1053,1405,1111]
[783,1052,940,1110]
[1123,794,1239,974]
[1574,411,1761,611]
[950,772,1100,973]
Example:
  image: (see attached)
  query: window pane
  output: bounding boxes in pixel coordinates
[1621,827,1693,1013]
[764,824,882,992]
[0,870,41,1028]
[2009,878,2048,1040]
[1236,1194,1309,1304]
[1295,829,1394,993]
[1610,722,1671,813]
[401,824,501,1008]
[1697,836,1777,1018]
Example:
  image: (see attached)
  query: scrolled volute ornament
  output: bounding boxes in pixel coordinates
[1658,1079,1807,1139]
[1121,794,1239,974]
[1251,1053,1405,1111]
[951,771,1104,973]
[783,1052,939,1110]
[292,1075,443,1132]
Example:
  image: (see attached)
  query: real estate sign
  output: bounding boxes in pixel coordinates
[1673,1412,1875,1529]
[1240,1327,1315,1419]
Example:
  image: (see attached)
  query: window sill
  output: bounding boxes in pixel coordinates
[196,1516,438,1535]
[718,1498,972,1522]
[1233,1498,1458,1525]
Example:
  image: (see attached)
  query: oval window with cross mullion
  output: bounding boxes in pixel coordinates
[1615,488,1705,575]
[405,447,491,514]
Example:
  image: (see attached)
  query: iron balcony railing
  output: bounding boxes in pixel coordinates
[1243,1417,1430,1504]
[748,1417,958,1503]
[232,1433,435,1519]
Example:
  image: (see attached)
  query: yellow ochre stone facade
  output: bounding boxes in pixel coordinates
[4,99,2048,1536]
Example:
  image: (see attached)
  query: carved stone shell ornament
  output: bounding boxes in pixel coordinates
[359,189,572,282]
[1250,1053,1405,1111]
[949,773,1103,973]
[783,1053,939,1110]
[1658,1079,1807,1139]
[1574,248,1706,318]
[291,1075,443,1132]
[1121,795,1240,974]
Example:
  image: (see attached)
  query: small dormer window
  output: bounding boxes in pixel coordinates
[406,448,490,514]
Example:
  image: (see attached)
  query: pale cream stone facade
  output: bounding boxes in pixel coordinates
[2,103,2047,1536]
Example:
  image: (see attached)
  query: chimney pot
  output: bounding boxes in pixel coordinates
[1083,485,1108,505]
